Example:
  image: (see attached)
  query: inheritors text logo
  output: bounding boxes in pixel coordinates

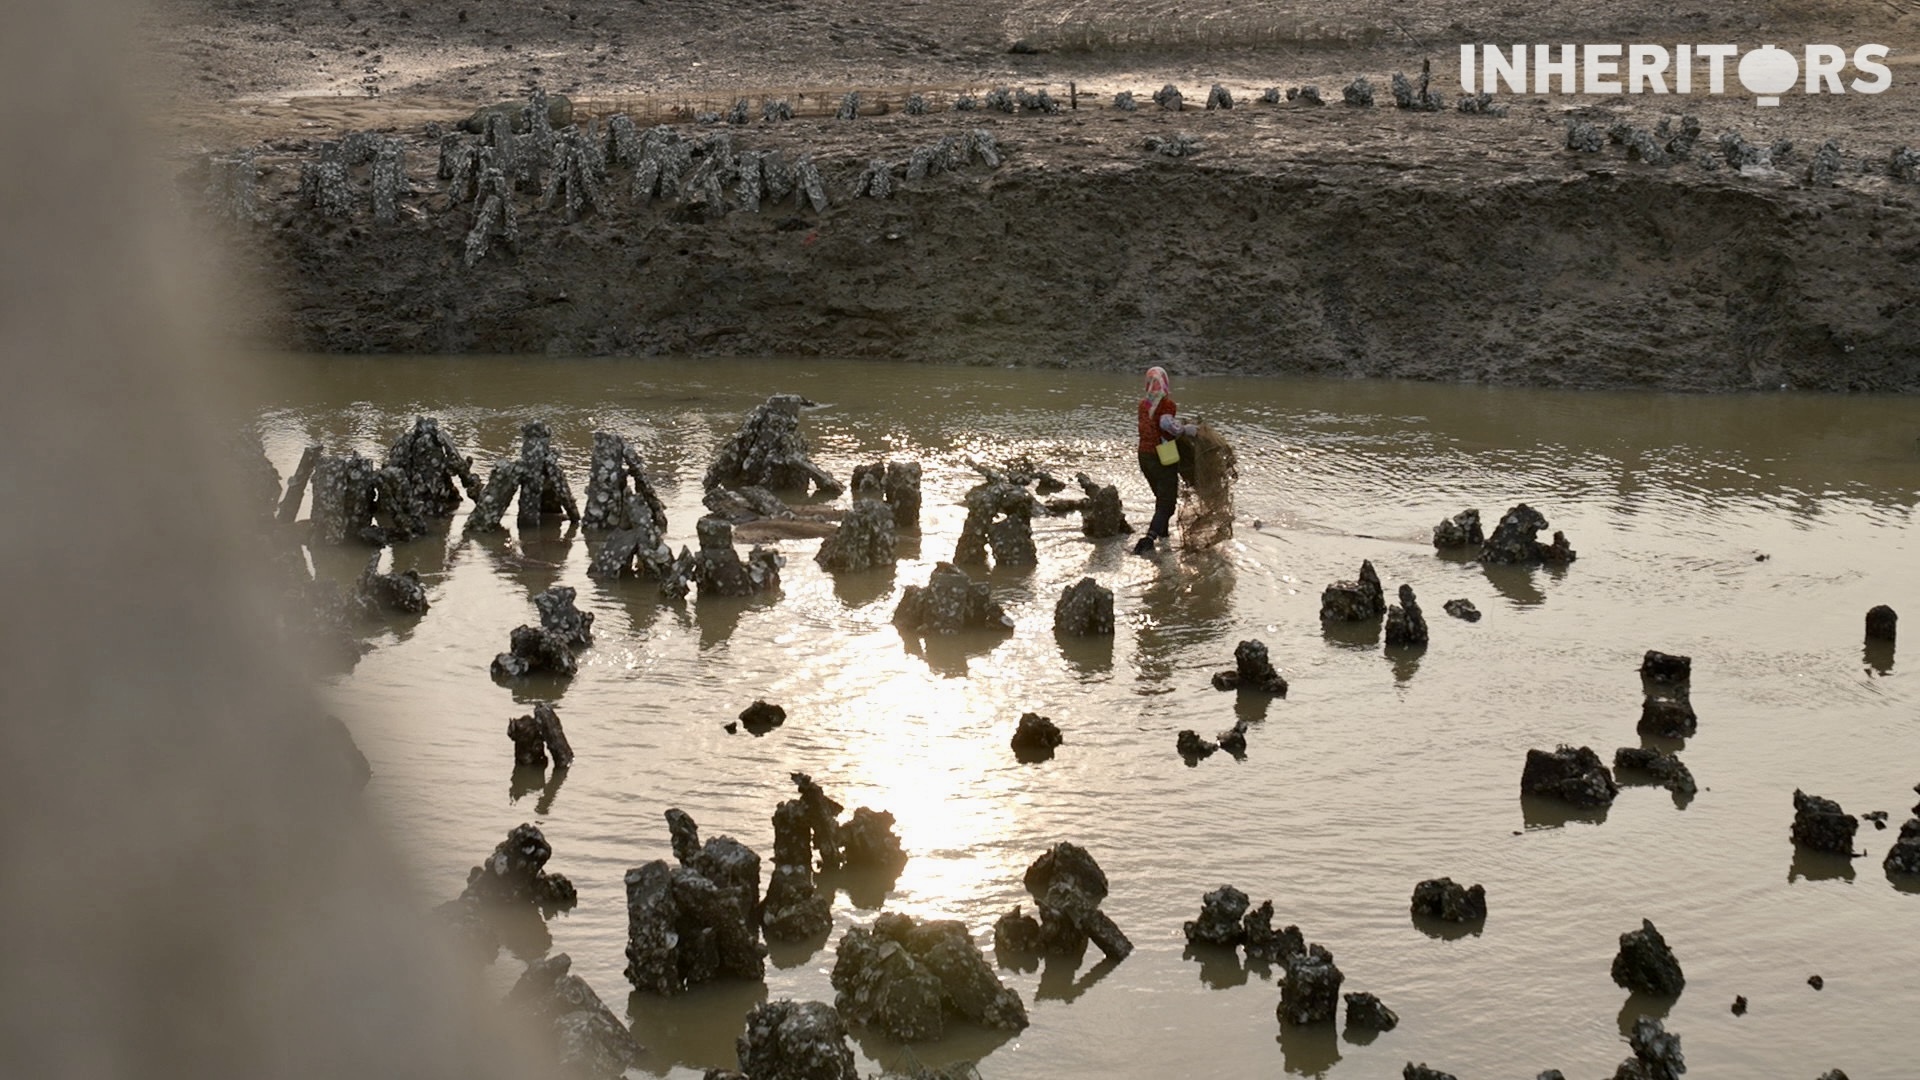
[1459,44,1892,107]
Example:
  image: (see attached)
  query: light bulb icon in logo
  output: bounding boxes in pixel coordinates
[1739,45,1799,107]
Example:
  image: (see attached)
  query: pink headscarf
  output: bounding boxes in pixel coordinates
[1143,366,1170,409]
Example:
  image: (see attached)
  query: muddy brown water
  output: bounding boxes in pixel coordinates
[261,354,1920,1079]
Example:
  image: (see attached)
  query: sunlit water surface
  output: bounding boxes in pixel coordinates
[260,356,1920,1080]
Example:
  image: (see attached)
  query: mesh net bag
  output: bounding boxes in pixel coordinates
[1175,421,1237,550]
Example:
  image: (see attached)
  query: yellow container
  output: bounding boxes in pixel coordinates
[1156,439,1180,467]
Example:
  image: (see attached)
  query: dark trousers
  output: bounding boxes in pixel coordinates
[1138,451,1179,540]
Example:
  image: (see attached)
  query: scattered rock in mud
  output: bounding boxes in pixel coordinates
[735,999,858,1080]
[663,516,782,600]
[1153,84,1184,111]
[298,142,353,218]
[1866,605,1897,642]
[1384,584,1429,647]
[1295,85,1325,106]
[781,772,907,880]
[1210,639,1289,695]
[1719,130,1771,171]
[1260,87,1282,104]
[1016,87,1061,114]
[1791,789,1858,856]
[815,497,896,572]
[1480,504,1575,564]
[1731,995,1747,1015]
[506,952,643,1079]
[763,800,833,942]
[467,421,581,531]
[1391,60,1446,111]
[585,518,677,582]
[953,477,1038,569]
[1807,140,1844,187]
[705,394,842,496]
[968,130,1003,168]
[624,811,766,994]
[1809,974,1825,990]
[1640,650,1692,684]
[1521,746,1619,807]
[491,624,579,679]
[831,914,1030,1040]
[1457,93,1508,116]
[1885,810,1920,876]
[1278,942,1345,1025]
[1403,1066,1459,1080]
[1176,729,1218,762]
[1432,508,1484,549]
[1053,577,1115,636]
[1205,84,1233,110]
[541,124,610,222]
[534,585,594,648]
[1612,918,1685,996]
[1624,126,1674,165]
[1217,721,1249,759]
[1614,747,1697,797]
[738,699,786,735]
[1410,877,1486,922]
[834,92,861,121]
[791,772,845,872]
[894,561,1012,635]
[1638,688,1698,739]
[993,906,1044,957]
[1344,991,1399,1031]
[840,807,908,874]
[704,484,796,524]
[850,158,894,199]
[1011,711,1064,762]
[1613,1016,1686,1080]
[508,702,574,768]
[1046,471,1133,538]
[518,419,580,524]
[462,823,577,908]
[1242,900,1304,963]
[1566,120,1606,153]
[1113,90,1137,110]
[356,552,428,614]
[1184,884,1251,947]
[308,450,380,545]
[1024,842,1133,960]
[850,460,922,530]
[1890,146,1920,182]
[763,99,794,122]
[1144,132,1203,158]
[1320,560,1386,622]
[1343,78,1374,107]
[904,94,928,116]
[582,430,668,534]
[461,94,574,134]
[378,416,482,536]
[1443,599,1481,622]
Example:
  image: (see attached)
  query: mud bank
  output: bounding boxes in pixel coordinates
[214,101,1920,392]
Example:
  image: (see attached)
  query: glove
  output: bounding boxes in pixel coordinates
[1182,422,1198,438]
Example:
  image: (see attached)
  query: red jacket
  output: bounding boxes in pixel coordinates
[1138,397,1177,454]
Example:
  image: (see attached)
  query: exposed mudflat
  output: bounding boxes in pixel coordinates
[150,1,1920,383]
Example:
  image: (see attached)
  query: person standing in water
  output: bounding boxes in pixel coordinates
[1134,365,1196,556]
